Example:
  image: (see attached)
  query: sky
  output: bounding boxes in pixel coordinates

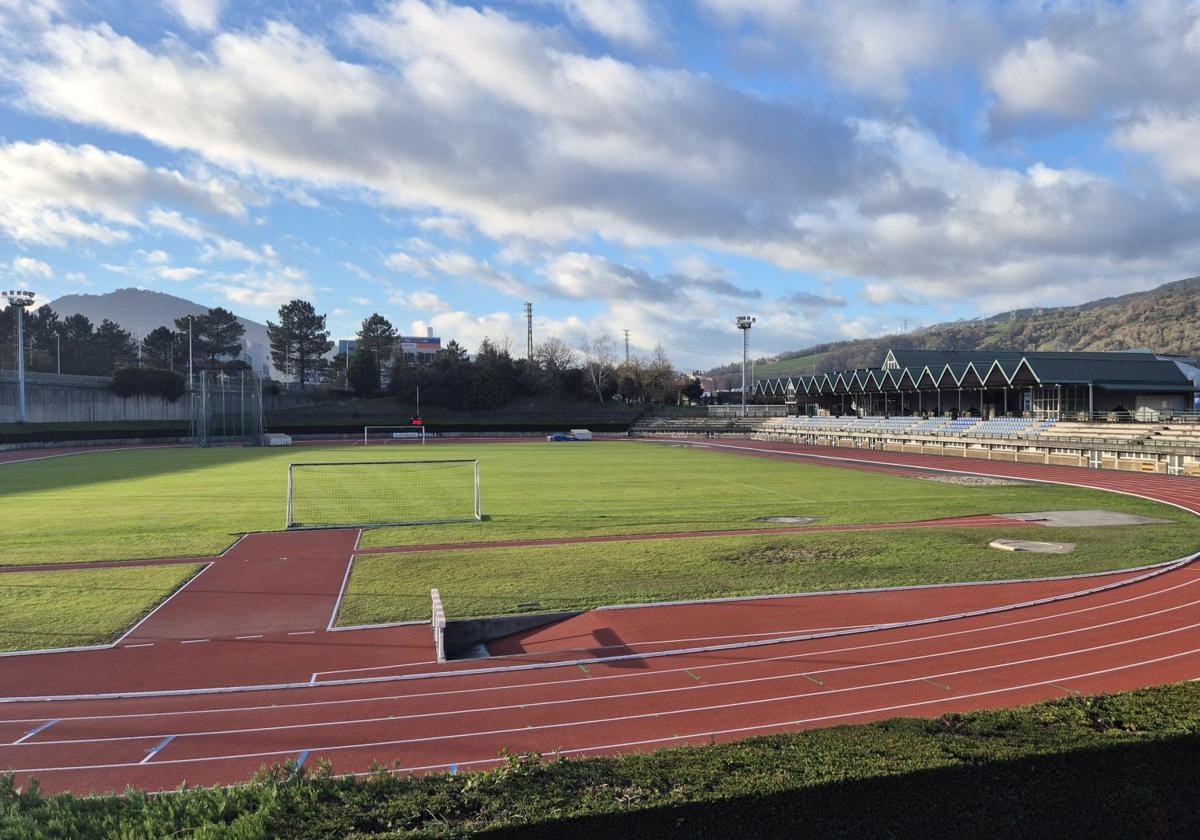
[1,0,1199,370]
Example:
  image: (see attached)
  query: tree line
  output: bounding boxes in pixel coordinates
[0,304,251,377]
[3,298,697,406]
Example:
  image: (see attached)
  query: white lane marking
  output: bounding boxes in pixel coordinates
[235,635,263,640]
[325,553,358,632]
[123,643,155,649]
[112,563,214,645]
[311,660,441,679]
[6,570,1199,725]
[12,642,1200,775]
[180,639,210,645]
[19,596,1200,747]
[139,734,176,765]
[12,719,57,745]
[4,545,1189,705]
[287,631,316,636]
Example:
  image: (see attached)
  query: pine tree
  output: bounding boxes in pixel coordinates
[267,300,334,388]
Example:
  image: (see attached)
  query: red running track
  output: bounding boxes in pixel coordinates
[1,439,1200,794]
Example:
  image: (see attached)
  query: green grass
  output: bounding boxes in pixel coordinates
[5,682,1200,838]
[339,519,1200,623]
[2,441,1196,569]
[0,564,203,652]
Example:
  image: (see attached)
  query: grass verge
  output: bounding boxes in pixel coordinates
[0,564,203,652]
[338,520,1200,623]
[5,682,1200,838]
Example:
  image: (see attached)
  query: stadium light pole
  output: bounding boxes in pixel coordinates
[187,314,194,390]
[736,315,756,418]
[3,289,35,423]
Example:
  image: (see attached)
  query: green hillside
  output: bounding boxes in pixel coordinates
[713,276,1200,379]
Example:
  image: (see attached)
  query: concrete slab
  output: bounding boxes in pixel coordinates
[989,539,1076,554]
[997,510,1174,527]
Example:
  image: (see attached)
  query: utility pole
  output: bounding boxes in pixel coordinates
[622,329,630,364]
[736,315,755,418]
[3,290,35,423]
[524,302,533,362]
[55,332,61,375]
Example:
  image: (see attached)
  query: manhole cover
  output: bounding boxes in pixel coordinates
[754,516,817,525]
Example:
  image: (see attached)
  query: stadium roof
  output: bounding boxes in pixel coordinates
[756,349,1198,397]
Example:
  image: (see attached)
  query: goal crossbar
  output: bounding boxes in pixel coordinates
[286,459,481,529]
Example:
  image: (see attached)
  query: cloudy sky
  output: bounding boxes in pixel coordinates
[2,0,1199,368]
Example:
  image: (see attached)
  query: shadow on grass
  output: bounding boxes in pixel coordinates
[478,734,1200,840]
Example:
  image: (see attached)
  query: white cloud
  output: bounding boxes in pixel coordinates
[158,265,204,281]
[390,288,450,311]
[11,256,53,278]
[430,251,538,297]
[205,268,313,310]
[0,140,243,246]
[554,0,660,49]
[144,249,170,264]
[1116,109,1200,185]
[863,284,919,306]
[162,0,225,33]
[384,250,430,276]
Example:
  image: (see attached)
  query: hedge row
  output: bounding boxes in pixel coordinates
[0,422,189,445]
[5,682,1200,839]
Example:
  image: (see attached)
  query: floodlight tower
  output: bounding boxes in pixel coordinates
[3,289,36,423]
[736,315,756,417]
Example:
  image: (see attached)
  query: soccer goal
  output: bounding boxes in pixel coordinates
[363,425,426,445]
[286,460,481,529]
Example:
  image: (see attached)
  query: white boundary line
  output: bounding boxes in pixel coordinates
[111,563,215,646]
[26,595,1200,747]
[0,444,185,467]
[11,638,1200,775]
[0,562,214,659]
[10,571,1198,726]
[2,546,1194,704]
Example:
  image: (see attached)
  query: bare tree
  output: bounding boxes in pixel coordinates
[580,335,617,402]
[534,337,577,372]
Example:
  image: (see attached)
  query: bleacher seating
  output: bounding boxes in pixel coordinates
[908,417,949,434]
[935,418,981,435]
[965,417,1037,437]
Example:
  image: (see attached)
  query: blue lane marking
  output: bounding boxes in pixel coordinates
[140,734,176,765]
[450,763,458,775]
[14,719,58,745]
[296,750,310,769]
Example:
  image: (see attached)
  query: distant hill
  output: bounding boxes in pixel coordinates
[47,288,274,375]
[711,276,1200,380]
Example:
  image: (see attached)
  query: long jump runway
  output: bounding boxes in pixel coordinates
[2,440,1200,793]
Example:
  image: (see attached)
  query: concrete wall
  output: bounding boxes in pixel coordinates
[1,371,328,424]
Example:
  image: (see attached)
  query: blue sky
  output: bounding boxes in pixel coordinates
[2,0,1199,369]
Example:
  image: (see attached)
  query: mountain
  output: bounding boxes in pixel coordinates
[710,276,1200,381]
[47,288,275,375]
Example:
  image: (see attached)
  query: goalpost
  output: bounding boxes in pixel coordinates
[363,425,426,445]
[286,459,481,529]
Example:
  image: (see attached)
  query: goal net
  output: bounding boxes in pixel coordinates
[363,425,426,445]
[286,459,481,529]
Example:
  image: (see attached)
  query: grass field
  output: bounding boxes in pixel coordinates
[3,441,1195,567]
[0,564,203,652]
[338,518,1198,623]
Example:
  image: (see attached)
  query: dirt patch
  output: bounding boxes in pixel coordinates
[998,510,1174,527]
[753,516,818,525]
[917,475,1031,487]
[721,542,863,566]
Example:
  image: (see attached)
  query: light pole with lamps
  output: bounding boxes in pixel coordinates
[736,315,755,418]
[3,289,36,423]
